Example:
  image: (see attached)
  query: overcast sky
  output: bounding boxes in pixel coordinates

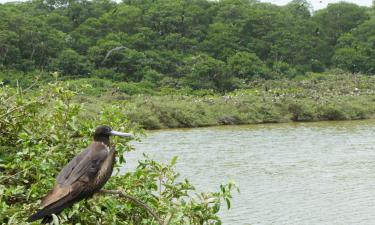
[0,0,373,10]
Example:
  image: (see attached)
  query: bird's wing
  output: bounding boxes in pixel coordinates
[41,147,108,208]
[60,148,108,186]
[40,184,72,208]
[56,148,90,184]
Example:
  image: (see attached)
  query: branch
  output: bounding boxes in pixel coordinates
[102,46,127,64]
[0,100,38,119]
[100,189,164,225]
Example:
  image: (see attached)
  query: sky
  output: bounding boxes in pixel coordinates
[0,0,372,9]
[261,0,372,10]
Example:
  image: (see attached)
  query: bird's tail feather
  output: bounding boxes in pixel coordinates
[27,197,72,223]
[27,205,63,223]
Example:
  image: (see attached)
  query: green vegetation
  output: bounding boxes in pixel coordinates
[1,0,375,91]
[1,0,375,126]
[0,82,237,224]
[67,71,375,129]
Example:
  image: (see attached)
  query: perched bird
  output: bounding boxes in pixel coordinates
[27,125,133,223]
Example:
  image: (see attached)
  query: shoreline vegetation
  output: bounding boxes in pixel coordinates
[69,71,375,130]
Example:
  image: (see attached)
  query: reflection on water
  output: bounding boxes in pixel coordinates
[121,120,375,225]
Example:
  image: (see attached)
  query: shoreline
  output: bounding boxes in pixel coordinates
[142,117,375,131]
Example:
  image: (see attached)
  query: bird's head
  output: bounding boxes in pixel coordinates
[93,125,133,144]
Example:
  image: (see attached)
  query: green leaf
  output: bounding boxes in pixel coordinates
[225,198,231,209]
[52,214,59,225]
[171,156,178,166]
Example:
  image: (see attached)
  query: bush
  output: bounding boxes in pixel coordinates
[319,104,348,120]
[227,52,269,80]
[287,100,316,121]
[51,49,93,76]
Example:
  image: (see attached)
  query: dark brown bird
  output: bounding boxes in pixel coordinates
[27,125,132,223]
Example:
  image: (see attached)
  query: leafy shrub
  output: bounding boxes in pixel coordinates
[319,104,348,120]
[51,49,92,76]
[227,52,269,80]
[287,101,316,121]
[122,73,375,129]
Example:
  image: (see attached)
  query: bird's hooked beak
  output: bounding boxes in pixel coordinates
[110,130,133,138]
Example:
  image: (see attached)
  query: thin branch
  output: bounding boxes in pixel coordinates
[0,94,46,119]
[102,46,127,65]
[100,189,164,225]
[2,78,40,106]
[0,100,37,119]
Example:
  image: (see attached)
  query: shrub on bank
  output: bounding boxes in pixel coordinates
[121,73,375,129]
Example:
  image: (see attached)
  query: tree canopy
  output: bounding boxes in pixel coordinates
[0,0,374,90]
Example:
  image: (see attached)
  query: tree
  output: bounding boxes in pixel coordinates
[285,0,312,19]
[332,47,368,73]
[0,31,20,67]
[52,49,92,76]
[332,17,375,74]
[227,51,269,80]
[199,22,241,60]
[180,54,233,90]
[313,2,370,65]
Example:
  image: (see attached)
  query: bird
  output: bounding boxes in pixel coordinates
[27,125,133,223]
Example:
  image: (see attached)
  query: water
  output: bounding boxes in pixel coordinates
[121,120,375,225]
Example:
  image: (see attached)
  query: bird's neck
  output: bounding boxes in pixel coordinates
[93,136,110,147]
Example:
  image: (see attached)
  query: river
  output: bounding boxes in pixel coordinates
[121,120,375,225]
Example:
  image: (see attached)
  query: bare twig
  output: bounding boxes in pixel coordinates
[102,46,127,64]
[100,189,163,225]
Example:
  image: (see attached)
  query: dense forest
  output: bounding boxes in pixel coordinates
[0,0,374,91]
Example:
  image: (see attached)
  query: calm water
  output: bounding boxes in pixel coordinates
[121,120,375,225]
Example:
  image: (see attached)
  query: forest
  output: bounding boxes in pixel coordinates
[1,0,375,91]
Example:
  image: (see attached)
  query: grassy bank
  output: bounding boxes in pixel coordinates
[70,71,375,130]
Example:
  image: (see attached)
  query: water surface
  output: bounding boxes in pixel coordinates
[122,120,375,225]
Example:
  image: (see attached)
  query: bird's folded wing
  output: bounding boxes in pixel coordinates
[61,149,108,185]
[40,147,108,209]
[41,185,72,208]
[56,148,90,184]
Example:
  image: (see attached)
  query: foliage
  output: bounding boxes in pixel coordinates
[180,54,232,91]
[313,2,369,65]
[333,17,375,74]
[0,82,236,224]
[227,52,269,80]
[51,49,92,76]
[119,73,375,129]
[1,0,374,90]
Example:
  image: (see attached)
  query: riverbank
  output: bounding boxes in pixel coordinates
[76,72,375,130]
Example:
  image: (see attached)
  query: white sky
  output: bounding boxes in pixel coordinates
[0,0,372,10]
[261,0,372,10]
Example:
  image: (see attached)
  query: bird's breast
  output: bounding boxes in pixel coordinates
[94,149,116,187]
